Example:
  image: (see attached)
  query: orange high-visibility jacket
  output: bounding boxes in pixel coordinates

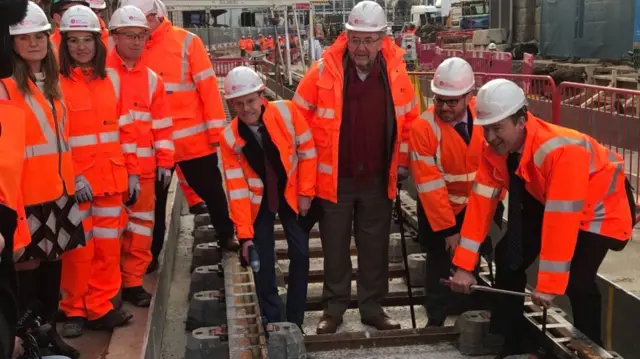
[220,100,317,239]
[0,100,30,251]
[108,51,175,179]
[142,20,226,162]
[60,67,133,194]
[292,32,419,203]
[1,78,75,205]
[238,39,247,50]
[409,99,485,233]
[453,115,633,295]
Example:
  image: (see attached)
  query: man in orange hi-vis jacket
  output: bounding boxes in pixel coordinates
[107,5,174,307]
[293,0,418,334]
[220,66,316,329]
[119,0,236,274]
[409,57,503,328]
[449,79,636,356]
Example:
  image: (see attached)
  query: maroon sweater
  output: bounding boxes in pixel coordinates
[338,56,388,183]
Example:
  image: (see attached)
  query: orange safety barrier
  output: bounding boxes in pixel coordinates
[484,73,556,122]
[554,82,640,222]
[212,58,250,78]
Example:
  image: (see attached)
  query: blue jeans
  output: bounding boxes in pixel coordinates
[253,194,309,326]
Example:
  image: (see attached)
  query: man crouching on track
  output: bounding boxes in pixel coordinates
[220,66,316,329]
[293,0,418,334]
[449,79,636,357]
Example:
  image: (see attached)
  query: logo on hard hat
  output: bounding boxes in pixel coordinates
[231,84,247,91]
[129,16,135,20]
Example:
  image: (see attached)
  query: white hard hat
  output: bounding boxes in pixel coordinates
[345,0,387,33]
[60,5,101,33]
[224,66,265,100]
[10,1,51,36]
[475,79,528,126]
[154,0,167,17]
[431,57,475,97]
[487,42,497,51]
[87,0,106,9]
[109,5,149,30]
[119,0,158,15]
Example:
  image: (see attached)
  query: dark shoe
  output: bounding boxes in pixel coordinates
[361,314,401,330]
[316,314,342,334]
[122,286,152,307]
[218,235,240,251]
[87,309,133,330]
[60,317,85,338]
[425,318,444,328]
[146,257,159,274]
[189,203,208,215]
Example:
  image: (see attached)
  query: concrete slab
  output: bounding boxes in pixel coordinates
[308,342,494,359]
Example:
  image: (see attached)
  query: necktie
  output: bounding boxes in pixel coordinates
[258,126,279,214]
[506,152,524,270]
[454,122,471,145]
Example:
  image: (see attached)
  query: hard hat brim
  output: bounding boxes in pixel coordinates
[344,23,386,33]
[224,84,266,100]
[10,24,52,36]
[90,3,107,9]
[430,79,475,97]
[474,98,528,126]
[59,27,102,33]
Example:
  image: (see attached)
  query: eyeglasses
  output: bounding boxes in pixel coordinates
[347,36,381,47]
[433,96,464,107]
[119,32,148,41]
[67,37,95,47]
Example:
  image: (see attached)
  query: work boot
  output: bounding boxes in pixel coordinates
[87,309,133,330]
[361,313,401,330]
[425,318,444,328]
[146,257,159,274]
[189,203,208,215]
[122,286,152,307]
[60,317,85,338]
[316,314,342,334]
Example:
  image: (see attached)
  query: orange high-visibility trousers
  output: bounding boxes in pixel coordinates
[121,179,155,288]
[176,166,204,208]
[60,194,123,320]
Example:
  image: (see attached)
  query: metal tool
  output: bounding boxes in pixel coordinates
[395,183,417,329]
[440,279,531,298]
[537,307,549,357]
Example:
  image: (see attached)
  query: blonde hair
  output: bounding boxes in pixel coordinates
[11,35,62,100]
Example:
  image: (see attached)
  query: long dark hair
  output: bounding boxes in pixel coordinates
[59,31,107,80]
[11,34,61,100]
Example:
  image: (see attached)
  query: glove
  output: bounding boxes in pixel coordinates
[240,239,254,268]
[75,175,93,203]
[157,167,172,189]
[397,166,410,182]
[126,175,140,206]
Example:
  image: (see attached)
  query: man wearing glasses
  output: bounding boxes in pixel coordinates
[293,0,418,334]
[409,57,502,327]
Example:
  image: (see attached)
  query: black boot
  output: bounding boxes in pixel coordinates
[122,286,152,307]
[189,203,208,215]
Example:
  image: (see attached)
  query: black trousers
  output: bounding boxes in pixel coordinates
[16,260,62,324]
[152,153,234,259]
[490,218,610,347]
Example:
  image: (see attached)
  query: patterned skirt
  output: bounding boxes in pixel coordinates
[15,194,86,263]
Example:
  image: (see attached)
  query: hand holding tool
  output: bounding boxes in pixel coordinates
[440,279,531,297]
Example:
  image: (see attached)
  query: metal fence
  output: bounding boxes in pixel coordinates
[186,26,310,50]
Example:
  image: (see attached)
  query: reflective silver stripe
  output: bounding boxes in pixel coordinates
[545,199,584,213]
[155,139,174,150]
[137,147,154,157]
[181,32,196,84]
[318,163,332,174]
[173,123,206,140]
[92,206,121,217]
[539,260,571,273]
[147,68,158,103]
[125,222,152,236]
[100,131,119,143]
[225,168,244,179]
[165,82,196,93]
[317,59,325,77]
[131,111,152,122]
[410,151,436,166]
[296,129,312,145]
[223,126,243,153]
[193,68,215,83]
[106,68,120,103]
[416,178,446,193]
[107,36,114,51]
[399,142,409,154]
[152,117,172,129]
[121,143,137,153]
[206,119,226,129]
[84,229,94,242]
[130,211,154,221]
[24,93,69,158]
[459,237,481,252]
[533,136,590,168]
[273,101,299,178]
[69,135,97,147]
[449,195,468,205]
[473,182,501,199]
[588,162,623,233]
[250,194,262,204]
[229,188,249,200]
[444,171,476,183]
[293,92,314,111]
[119,114,133,126]
[419,112,443,173]
[316,107,334,119]
[298,148,317,159]
[248,178,264,188]
[394,97,416,117]
[94,227,120,239]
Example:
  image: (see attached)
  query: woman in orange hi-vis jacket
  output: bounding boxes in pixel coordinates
[220,66,316,328]
[449,79,635,356]
[0,1,86,325]
[57,5,137,338]
[107,5,175,306]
